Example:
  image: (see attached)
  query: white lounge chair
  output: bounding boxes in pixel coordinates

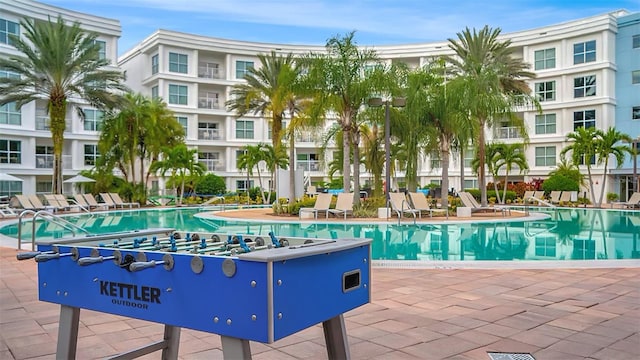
[299,193,333,219]
[328,192,354,220]
[458,192,509,216]
[388,192,421,222]
[407,192,448,219]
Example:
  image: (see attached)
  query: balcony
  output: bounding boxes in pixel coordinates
[198,128,221,140]
[35,154,72,169]
[295,132,316,143]
[297,160,321,172]
[36,116,72,132]
[198,97,221,110]
[198,63,223,79]
[199,159,223,172]
[494,127,522,139]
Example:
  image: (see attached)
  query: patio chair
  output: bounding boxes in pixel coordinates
[558,191,573,204]
[0,204,18,218]
[83,193,110,210]
[328,192,354,220]
[109,193,140,208]
[522,190,535,204]
[408,192,448,219]
[388,192,421,222]
[622,192,640,209]
[458,192,509,216]
[306,185,318,198]
[299,193,333,219]
[43,194,65,212]
[55,194,88,212]
[549,191,562,204]
[99,193,124,209]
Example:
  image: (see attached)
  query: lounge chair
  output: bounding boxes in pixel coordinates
[109,193,140,208]
[99,193,122,209]
[549,191,562,204]
[558,191,573,204]
[299,193,333,219]
[306,185,318,197]
[0,204,18,218]
[407,192,448,219]
[55,194,88,212]
[388,192,421,222]
[458,192,509,216]
[622,192,640,209]
[328,192,354,219]
[84,193,110,210]
[29,195,49,211]
[522,190,534,204]
[43,194,63,210]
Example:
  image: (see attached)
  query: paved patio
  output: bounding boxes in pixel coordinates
[1,245,638,360]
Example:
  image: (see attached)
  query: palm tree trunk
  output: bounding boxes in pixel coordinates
[343,132,351,193]
[460,148,465,192]
[502,174,509,204]
[289,129,296,203]
[587,166,597,207]
[440,137,451,209]
[256,167,266,204]
[50,97,67,194]
[597,159,609,207]
[352,129,361,206]
[478,120,488,206]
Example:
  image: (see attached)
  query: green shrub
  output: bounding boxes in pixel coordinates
[541,174,579,192]
[288,197,318,215]
[465,189,517,202]
[194,174,226,195]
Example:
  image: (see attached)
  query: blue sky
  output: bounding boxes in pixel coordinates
[44,0,640,56]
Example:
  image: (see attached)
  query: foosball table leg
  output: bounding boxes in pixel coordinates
[161,325,181,359]
[323,314,350,360]
[57,305,80,359]
[221,335,252,360]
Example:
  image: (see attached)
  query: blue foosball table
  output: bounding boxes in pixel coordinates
[18,228,372,359]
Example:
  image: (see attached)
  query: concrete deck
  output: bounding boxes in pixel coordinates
[1,246,638,359]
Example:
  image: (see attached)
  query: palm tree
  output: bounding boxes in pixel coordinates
[149,144,205,206]
[549,158,586,188]
[594,128,633,206]
[495,143,529,204]
[302,31,384,203]
[237,144,268,203]
[472,142,503,202]
[360,123,385,197]
[261,143,289,204]
[560,126,599,206]
[0,16,126,194]
[447,25,536,206]
[98,93,183,200]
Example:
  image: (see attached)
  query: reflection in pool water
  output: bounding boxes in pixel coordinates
[1,207,639,261]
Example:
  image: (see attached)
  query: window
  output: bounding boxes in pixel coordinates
[175,116,188,135]
[151,54,159,74]
[574,75,596,98]
[0,178,22,198]
[36,181,51,194]
[633,106,640,120]
[198,122,219,140]
[573,110,596,130]
[236,149,246,168]
[0,102,21,125]
[169,52,188,74]
[236,60,254,79]
[535,237,556,257]
[198,152,220,171]
[168,84,188,105]
[296,153,320,171]
[535,146,555,166]
[236,180,254,193]
[0,139,21,164]
[573,40,596,64]
[429,151,441,169]
[633,70,640,85]
[93,40,106,60]
[535,81,556,102]
[0,69,19,79]
[633,35,640,49]
[463,148,475,168]
[236,120,254,139]
[0,18,19,45]
[83,109,104,131]
[151,85,159,100]
[535,114,556,135]
[463,179,477,190]
[534,48,555,70]
[35,146,53,168]
[84,145,99,166]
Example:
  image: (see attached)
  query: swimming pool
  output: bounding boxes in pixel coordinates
[1,207,639,262]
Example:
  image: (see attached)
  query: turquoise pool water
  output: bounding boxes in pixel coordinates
[1,207,639,261]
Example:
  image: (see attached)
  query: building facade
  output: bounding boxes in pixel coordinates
[1,1,639,203]
[0,0,121,196]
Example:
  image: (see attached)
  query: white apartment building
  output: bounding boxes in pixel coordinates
[1,1,638,203]
[0,0,121,196]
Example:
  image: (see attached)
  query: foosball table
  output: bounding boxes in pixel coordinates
[17,228,372,359]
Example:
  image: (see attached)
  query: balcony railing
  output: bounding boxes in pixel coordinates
[297,160,321,172]
[198,129,221,140]
[199,159,223,172]
[198,63,223,79]
[198,97,221,109]
[494,127,522,139]
[295,132,316,142]
[35,154,72,169]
